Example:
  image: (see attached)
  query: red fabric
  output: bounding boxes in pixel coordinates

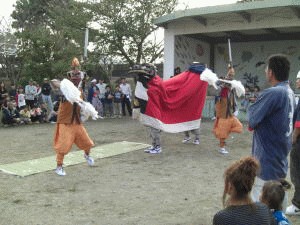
[144,71,208,124]
[220,87,230,97]
[295,121,300,128]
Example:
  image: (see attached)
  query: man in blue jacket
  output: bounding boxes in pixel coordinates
[248,54,295,205]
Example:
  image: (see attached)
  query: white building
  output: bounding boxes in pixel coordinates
[154,0,300,90]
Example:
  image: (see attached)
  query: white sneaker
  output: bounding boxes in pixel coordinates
[150,146,162,154]
[218,148,229,155]
[84,154,95,166]
[182,137,191,143]
[56,167,66,176]
[193,139,200,145]
[286,204,300,215]
[144,146,155,153]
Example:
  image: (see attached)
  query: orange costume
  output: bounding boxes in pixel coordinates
[213,78,243,154]
[53,57,95,176]
[54,100,94,165]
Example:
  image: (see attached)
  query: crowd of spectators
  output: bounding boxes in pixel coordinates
[0,76,134,127]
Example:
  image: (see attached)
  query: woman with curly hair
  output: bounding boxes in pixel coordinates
[213,156,275,225]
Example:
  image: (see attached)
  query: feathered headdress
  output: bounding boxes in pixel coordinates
[71,57,80,70]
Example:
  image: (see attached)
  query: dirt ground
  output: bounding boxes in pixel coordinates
[0,117,299,225]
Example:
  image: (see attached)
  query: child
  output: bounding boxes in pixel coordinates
[113,85,123,118]
[19,106,32,124]
[104,85,114,117]
[261,179,291,225]
[18,88,26,110]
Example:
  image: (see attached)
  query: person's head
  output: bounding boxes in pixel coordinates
[120,78,126,84]
[68,58,83,86]
[0,81,4,87]
[91,79,97,86]
[44,78,49,83]
[115,85,120,91]
[254,86,260,92]
[19,88,24,94]
[261,179,291,211]
[266,54,290,83]
[106,85,111,91]
[29,80,33,86]
[226,66,235,80]
[11,84,16,90]
[174,67,181,75]
[223,156,260,206]
[7,101,14,110]
[98,79,104,84]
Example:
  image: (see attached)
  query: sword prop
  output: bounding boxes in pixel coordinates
[228,38,233,68]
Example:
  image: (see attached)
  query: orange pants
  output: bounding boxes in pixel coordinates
[213,116,243,139]
[54,123,94,165]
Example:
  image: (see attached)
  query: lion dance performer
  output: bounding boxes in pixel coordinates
[213,66,243,155]
[129,62,220,154]
[52,57,98,176]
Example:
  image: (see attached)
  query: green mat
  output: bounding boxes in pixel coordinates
[0,141,150,177]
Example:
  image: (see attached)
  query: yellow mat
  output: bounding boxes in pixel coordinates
[0,141,150,177]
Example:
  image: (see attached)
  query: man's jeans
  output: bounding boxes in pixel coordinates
[42,94,53,112]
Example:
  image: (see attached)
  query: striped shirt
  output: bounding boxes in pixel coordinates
[213,203,275,225]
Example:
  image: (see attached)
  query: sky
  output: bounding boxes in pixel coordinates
[1,0,238,20]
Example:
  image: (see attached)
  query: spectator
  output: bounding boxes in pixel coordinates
[261,179,291,225]
[113,85,123,118]
[213,156,275,225]
[17,88,26,110]
[39,103,48,123]
[30,107,43,123]
[2,101,20,126]
[174,67,181,76]
[41,78,53,112]
[241,86,251,112]
[286,70,300,216]
[8,84,17,101]
[34,82,42,105]
[248,54,295,204]
[249,86,260,103]
[120,77,132,116]
[25,80,37,109]
[104,85,114,117]
[96,78,107,117]
[19,106,32,124]
[0,81,8,109]
[48,101,60,123]
[88,79,102,116]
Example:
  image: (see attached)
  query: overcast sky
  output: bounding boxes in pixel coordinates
[1,0,238,20]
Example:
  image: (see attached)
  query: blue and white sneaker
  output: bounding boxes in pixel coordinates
[218,148,229,155]
[56,167,66,176]
[150,146,162,154]
[182,137,191,143]
[144,146,155,153]
[84,154,95,166]
[193,139,200,145]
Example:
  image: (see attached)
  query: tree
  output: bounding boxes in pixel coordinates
[0,17,23,82]
[87,0,178,66]
[11,0,95,82]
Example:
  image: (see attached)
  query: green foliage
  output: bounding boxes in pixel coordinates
[85,0,178,66]
[12,0,95,82]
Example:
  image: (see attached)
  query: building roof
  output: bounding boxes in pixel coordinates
[154,0,300,43]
